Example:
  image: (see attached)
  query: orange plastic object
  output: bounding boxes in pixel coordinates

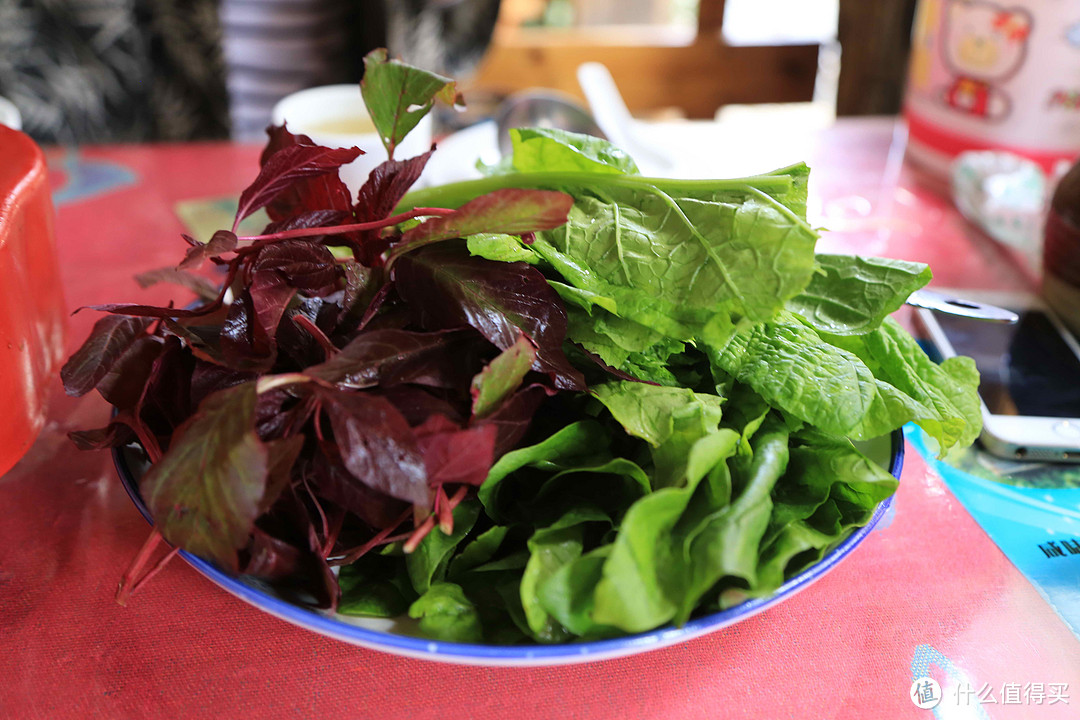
[0,125,65,476]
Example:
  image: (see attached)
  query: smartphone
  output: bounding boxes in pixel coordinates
[913,291,1080,463]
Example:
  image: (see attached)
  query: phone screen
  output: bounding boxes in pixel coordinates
[935,310,1080,417]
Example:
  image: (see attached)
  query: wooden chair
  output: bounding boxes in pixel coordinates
[466,0,820,119]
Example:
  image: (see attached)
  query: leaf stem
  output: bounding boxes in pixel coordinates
[256,373,312,395]
[116,529,176,606]
[394,171,797,212]
[403,515,436,554]
[292,314,338,358]
[234,207,454,246]
[330,506,413,566]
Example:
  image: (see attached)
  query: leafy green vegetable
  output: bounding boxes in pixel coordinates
[338,554,413,618]
[788,254,933,336]
[408,582,484,643]
[361,49,457,160]
[69,55,980,643]
[407,501,481,594]
[479,421,610,518]
[755,432,898,589]
[510,128,640,175]
[827,317,982,450]
[471,334,537,419]
[520,507,609,642]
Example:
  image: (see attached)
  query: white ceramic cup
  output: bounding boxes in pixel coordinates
[0,96,22,131]
[271,84,433,194]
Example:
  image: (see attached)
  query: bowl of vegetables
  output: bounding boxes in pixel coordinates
[63,52,980,666]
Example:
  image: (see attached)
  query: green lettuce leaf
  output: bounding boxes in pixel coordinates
[510,127,640,175]
[519,506,609,643]
[788,254,932,336]
[828,317,982,451]
[406,501,481,594]
[408,582,484,643]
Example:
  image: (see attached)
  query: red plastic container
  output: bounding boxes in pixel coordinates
[0,125,66,476]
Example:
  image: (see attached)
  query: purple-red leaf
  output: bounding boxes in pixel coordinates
[97,336,165,411]
[414,414,496,488]
[338,261,382,329]
[250,272,297,346]
[476,384,549,456]
[391,188,573,258]
[135,267,220,301]
[190,360,256,410]
[141,381,268,572]
[68,422,135,451]
[262,209,351,235]
[220,291,276,371]
[353,149,434,264]
[315,387,429,506]
[259,125,355,225]
[237,143,362,228]
[260,435,305,514]
[252,240,341,296]
[137,336,195,437]
[470,333,536,419]
[178,230,237,270]
[304,328,479,390]
[307,444,409,530]
[378,386,466,428]
[61,315,152,397]
[392,242,585,391]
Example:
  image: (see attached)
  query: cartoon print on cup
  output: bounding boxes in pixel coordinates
[941,0,1032,120]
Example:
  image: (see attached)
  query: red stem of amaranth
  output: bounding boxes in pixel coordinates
[235,207,454,245]
[115,529,180,606]
[330,485,471,565]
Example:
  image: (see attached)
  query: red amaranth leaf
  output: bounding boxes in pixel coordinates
[258,125,356,226]
[135,267,220,302]
[414,414,497,488]
[68,422,135,451]
[236,143,362,229]
[315,387,430,507]
[476,384,549,456]
[262,209,351,235]
[377,385,466,428]
[353,150,434,264]
[97,336,165,411]
[61,315,152,397]
[178,230,237,270]
[260,435,306,514]
[306,444,410,530]
[141,381,268,572]
[392,241,585,391]
[137,336,195,438]
[304,327,480,390]
[252,240,341,297]
[391,188,574,258]
[220,290,276,371]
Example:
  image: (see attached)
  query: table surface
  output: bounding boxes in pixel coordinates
[3,117,1077,720]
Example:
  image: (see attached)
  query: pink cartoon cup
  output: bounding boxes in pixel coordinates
[904,0,1080,177]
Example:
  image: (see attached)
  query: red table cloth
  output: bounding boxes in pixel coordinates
[3,118,1078,719]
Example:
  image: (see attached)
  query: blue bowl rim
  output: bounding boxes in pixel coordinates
[113,429,903,663]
